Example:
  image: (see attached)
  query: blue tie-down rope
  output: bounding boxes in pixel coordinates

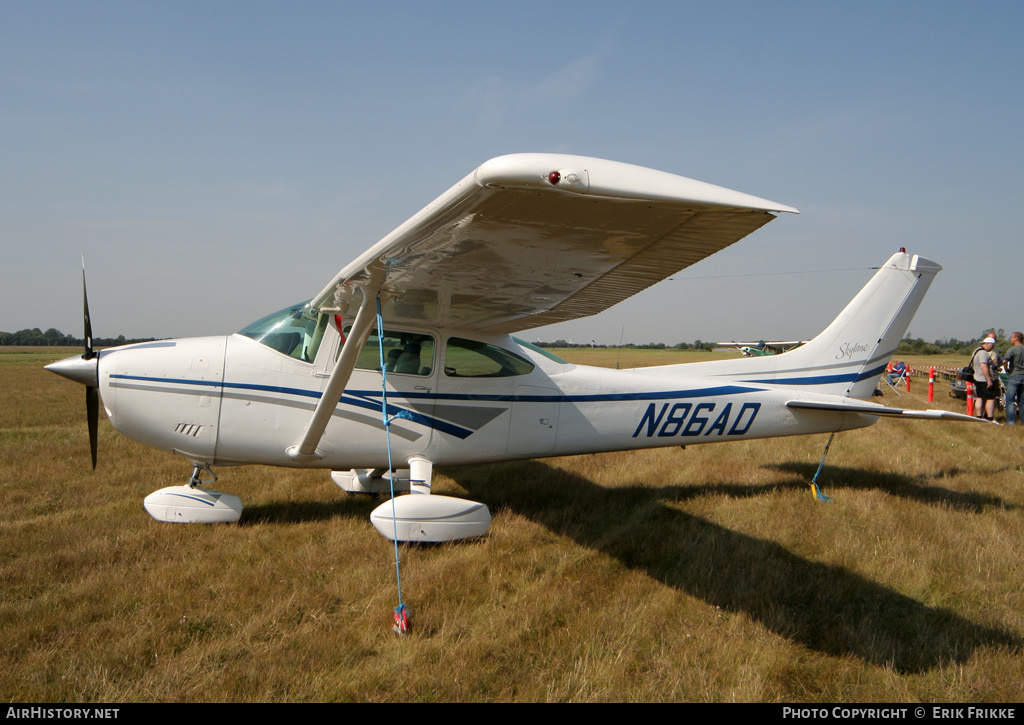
[376,295,409,634]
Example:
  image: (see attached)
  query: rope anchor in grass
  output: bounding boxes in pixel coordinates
[810,431,835,502]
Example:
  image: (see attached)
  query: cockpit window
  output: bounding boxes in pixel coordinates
[238,300,330,363]
[444,337,535,377]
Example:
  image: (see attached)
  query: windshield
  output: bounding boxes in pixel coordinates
[238,300,330,363]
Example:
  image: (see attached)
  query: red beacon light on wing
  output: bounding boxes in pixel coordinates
[547,170,584,187]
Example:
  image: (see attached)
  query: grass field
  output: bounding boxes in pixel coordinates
[2,348,1022,702]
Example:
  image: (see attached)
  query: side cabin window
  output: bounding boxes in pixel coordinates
[343,327,435,377]
[513,337,569,365]
[238,300,329,363]
[444,337,535,377]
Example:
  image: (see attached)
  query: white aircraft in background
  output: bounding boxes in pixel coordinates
[717,340,806,357]
[46,153,979,542]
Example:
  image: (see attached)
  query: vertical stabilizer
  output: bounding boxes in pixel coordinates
[639,251,941,399]
[770,251,941,398]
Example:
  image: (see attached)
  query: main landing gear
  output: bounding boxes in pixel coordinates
[333,457,491,543]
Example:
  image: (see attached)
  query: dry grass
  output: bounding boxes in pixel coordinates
[1,349,1022,701]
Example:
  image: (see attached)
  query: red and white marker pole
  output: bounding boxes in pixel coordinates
[966,381,974,416]
[928,367,935,402]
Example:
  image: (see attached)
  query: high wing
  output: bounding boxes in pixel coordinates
[312,154,798,332]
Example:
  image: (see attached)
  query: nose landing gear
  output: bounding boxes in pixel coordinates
[143,463,242,523]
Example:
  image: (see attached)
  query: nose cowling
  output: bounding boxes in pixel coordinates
[100,336,226,463]
[45,354,100,387]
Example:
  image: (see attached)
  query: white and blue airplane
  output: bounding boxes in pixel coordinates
[45,153,978,541]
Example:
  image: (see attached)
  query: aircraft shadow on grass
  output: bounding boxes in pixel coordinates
[445,459,1021,674]
[766,462,1021,514]
[239,497,379,526]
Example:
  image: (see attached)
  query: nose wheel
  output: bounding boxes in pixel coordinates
[143,463,242,523]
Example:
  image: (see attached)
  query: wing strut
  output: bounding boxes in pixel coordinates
[286,290,381,462]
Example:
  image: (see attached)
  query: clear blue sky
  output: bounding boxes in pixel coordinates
[3,1,1021,344]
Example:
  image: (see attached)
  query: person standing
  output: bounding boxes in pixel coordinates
[1004,332,1024,426]
[972,336,1000,421]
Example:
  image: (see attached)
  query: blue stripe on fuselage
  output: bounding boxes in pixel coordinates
[109,374,767,440]
[737,363,887,386]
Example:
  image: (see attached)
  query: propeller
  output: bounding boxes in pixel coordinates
[83,261,98,468]
[45,258,101,468]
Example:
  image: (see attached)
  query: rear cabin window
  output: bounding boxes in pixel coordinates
[513,337,569,365]
[444,338,535,377]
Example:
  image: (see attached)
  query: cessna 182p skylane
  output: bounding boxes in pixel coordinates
[46,153,979,542]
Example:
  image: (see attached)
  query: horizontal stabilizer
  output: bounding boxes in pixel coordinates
[786,400,982,423]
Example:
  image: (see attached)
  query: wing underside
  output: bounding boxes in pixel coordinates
[314,154,797,333]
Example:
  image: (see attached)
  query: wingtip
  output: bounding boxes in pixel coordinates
[477,153,798,213]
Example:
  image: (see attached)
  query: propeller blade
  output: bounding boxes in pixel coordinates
[86,385,99,470]
[82,257,95,360]
[45,257,103,469]
[83,256,98,468]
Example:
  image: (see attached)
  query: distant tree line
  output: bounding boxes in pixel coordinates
[896,330,1013,356]
[536,333,1014,357]
[532,339,717,351]
[3,326,1012,357]
[0,328,155,347]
